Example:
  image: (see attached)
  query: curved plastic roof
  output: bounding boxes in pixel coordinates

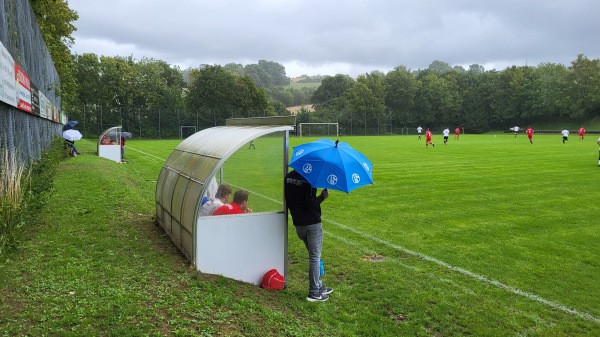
[155,125,293,261]
[97,126,121,153]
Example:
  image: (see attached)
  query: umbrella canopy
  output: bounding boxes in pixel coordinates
[108,131,133,141]
[62,129,83,141]
[62,120,78,131]
[289,138,373,193]
[120,132,133,139]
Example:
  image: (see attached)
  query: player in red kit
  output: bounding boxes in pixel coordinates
[526,126,534,144]
[579,127,585,140]
[425,129,434,148]
[454,127,460,140]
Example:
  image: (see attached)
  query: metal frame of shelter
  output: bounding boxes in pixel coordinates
[97,126,123,163]
[155,116,295,285]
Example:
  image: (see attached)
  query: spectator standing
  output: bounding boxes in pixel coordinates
[284,169,332,302]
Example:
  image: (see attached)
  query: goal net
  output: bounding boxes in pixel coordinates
[299,123,339,137]
[180,126,197,139]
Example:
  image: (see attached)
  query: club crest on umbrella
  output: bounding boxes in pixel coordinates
[289,138,373,193]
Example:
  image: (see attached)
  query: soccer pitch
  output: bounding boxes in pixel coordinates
[125,133,600,335]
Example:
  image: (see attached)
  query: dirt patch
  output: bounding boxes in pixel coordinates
[286,105,314,115]
[362,254,384,261]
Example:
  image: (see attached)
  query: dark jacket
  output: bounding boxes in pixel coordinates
[284,170,326,226]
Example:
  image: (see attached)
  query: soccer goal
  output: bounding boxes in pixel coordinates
[299,123,339,137]
[180,126,197,139]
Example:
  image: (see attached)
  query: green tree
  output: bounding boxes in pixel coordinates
[414,74,455,126]
[312,74,355,108]
[565,54,600,119]
[244,64,271,88]
[186,65,269,126]
[345,74,385,134]
[258,60,289,86]
[30,0,79,110]
[530,63,569,120]
[384,66,418,127]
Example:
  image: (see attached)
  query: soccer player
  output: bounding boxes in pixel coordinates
[579,126,585,140]
[561,129,569,143]
[513,125,520,137]
[526,126,534,144]
[417,126,423,140]
[443,128,450,144]
[425,128,434,148]
[454,127,460,140]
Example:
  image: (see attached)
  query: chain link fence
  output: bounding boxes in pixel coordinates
[1,0,63,168]
[0,106,61,166]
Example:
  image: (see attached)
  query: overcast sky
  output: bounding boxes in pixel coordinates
[69,0,600,78]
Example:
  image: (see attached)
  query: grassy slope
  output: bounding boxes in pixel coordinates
[1,134,599,336]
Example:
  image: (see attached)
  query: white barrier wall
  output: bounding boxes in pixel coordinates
[196,212,287,285]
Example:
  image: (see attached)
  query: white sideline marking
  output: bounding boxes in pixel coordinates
[127,146,166,161]
[327,231,478,296]
[227,183,282,205]
[325,218,600,325]
[133,148,600,325]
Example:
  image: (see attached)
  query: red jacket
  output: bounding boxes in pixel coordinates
[213,202,244,216]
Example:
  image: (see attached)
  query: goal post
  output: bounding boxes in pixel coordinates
[299,123,339,137]
[180,126,197,139]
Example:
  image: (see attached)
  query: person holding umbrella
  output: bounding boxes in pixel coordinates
[62,128,82,157]
[285,169,332,302]
[286,138,373,302]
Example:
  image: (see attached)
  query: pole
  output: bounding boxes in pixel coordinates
[83,104,87,138]
[138,108,141,139]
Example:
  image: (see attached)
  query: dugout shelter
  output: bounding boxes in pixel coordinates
[155,116,295,285]
[97,126,123,163]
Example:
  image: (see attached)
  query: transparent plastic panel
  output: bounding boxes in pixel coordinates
[171,176,190,223]
[182,181,202,232]
[219,132,286,214]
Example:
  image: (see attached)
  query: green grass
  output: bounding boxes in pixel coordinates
[1,133,600,336]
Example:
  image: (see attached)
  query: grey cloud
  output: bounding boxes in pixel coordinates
[70,0,600,76]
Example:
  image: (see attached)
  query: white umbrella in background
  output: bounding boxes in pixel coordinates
[62,129,82,141]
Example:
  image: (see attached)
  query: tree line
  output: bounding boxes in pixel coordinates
[70,55,303,137]
[306,57,600,134]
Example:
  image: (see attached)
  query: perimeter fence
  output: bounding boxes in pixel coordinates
[66,105,458,139]
[0,0,63,168]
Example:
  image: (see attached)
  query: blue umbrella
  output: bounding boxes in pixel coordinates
[289,138,373,193]
[62,120,78,131]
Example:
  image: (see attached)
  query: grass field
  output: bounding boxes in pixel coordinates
[1,132,599,336]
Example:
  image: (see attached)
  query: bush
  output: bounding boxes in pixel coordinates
[0,138,65,255]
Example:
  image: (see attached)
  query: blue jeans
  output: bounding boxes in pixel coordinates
[295,223,324,297]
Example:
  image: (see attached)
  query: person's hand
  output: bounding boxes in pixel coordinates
[244,208,253,213]
[320,189,329,199]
